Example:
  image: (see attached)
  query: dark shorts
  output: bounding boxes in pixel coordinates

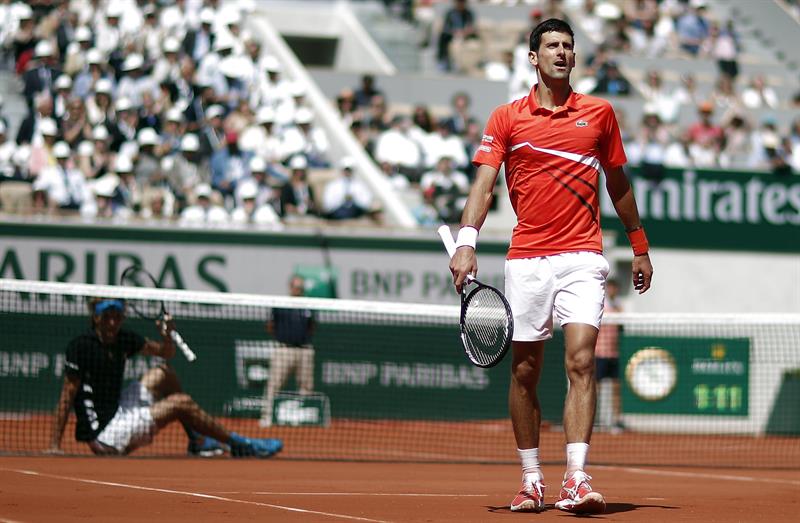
[595,357,619,380]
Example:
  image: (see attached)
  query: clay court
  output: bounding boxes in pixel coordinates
[1,456,798,522]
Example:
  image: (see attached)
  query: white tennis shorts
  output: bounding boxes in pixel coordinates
[505,251,609,342]
[94,381,157,454]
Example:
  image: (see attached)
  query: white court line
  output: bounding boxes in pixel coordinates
[596,465,800,486]
[212,492,488,497]
[1,518,25,523]
[0,468,389,523]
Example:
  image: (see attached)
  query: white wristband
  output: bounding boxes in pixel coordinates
[455,226,478,250]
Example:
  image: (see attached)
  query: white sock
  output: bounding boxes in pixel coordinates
[565,442,589,474]
[518,448,542,483]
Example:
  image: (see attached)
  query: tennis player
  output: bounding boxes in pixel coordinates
[449,18,653,514]
[48,297,283,458]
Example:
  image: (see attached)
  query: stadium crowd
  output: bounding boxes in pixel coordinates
[0,0,797,228]
[0,0,382,225]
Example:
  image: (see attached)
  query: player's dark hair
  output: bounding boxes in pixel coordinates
[530,18,574,52]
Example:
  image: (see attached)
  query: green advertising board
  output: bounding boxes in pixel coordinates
[0,309,571,425]
[620,336,750,416]
[602,167,800,253]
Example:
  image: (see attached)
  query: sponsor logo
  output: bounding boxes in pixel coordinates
[478,145,492,153]
[481,134,494,143]
[576,120,589,127]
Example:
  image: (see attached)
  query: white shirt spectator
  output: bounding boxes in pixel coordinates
[231,205,281,225]
[36,163,90,208]
[420,161,470,194]
[323,172,373,216]
[420,130,469,170]
[374,124,423,170]
[180,203,230,224]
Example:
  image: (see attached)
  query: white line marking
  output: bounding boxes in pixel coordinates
[596,465,800,486]
[1,468,389,523]
[212,492,488,497]
[0,518,25,523]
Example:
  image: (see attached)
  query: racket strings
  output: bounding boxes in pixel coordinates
[120,268,166,320]
[463,288,511,365]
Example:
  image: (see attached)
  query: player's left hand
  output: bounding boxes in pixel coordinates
[632,253,653,294]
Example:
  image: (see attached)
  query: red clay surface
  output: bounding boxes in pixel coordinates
[2,415,798,468]
[1,457,798,522]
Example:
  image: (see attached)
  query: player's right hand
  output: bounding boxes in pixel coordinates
[449,246,477,294]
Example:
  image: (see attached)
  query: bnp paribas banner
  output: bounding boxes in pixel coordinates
[601,167,800,252]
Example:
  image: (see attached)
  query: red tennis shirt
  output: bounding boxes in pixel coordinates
[473,86,627,259]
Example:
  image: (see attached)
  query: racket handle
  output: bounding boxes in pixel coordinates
[170,330,197,362]
[438,225,457,258]
[437,225,475,283]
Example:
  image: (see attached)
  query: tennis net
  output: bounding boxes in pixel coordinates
[1,278,798,468]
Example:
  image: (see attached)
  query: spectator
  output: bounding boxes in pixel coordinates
[61,97,92,147]
[279,155,318,218]
[234,156,283,209]
[280,107,330,167]
[48,296,282,457]
[231,180,281,226]
[687,102,723,167]
[720,113,752,167]
[260,275,316,427]
[673,73,704,110]
[183,7,216,64]
[353,74,384,109]
[52,75,73,120]
[139,186,176,221]
[72,48,108,101]
[593,61,631,96]
[436,0,477,72]
[27,117,59,178]
[334,88,359,129]
[675,1,710,56]
[134,128,161,186]
[711,74,744,116]
[628,109,670,181]
[322,156,377,220]
[23,40,61,112]
[180,183,230,225]
[421,118,469,171]
[211,131,251,202]
[419,155,469,223]
[702,20,740,80]
[250,55,291,112]
[16,93,56,146]
[741,75,779,110]
[373,114,424,181]
[85,78,115,127]
[35,141,89,213]
[9,5,36,75]
[639,70,680,124]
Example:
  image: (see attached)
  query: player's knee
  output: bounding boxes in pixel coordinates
[565,349,595,378]
[512,360,539,388]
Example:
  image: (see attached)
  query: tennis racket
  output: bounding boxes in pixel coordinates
[119,265,197,362]
[438,225,514,368]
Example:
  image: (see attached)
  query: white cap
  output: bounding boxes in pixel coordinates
[122,53,144,71]
[94,175,119,197]
[294,107,313,125]
[219,56,245,79]
[213,33,235,52]
[77,141,94,156]
[92,125,109,141]
[256,106,275,123]
[195,183,212,198]
[35,40,54,58]
[87,48,103,65]
[163,37,181,53]
[221,7,242,26]
[340,156,355,170]
[595,2,622,20]
[106,3,124,18]
[289,155,308,170]
[114,155,133,173]
[115,97,134,112]
[249,156,267,172]
[238,180,258,200]
[53,141,71,158]
[200,7,216,24]
[165,107,184,122]
[262,55,280,73]
[54,74,72,90]
[180,133,200,152]
[94,78,113,94]
[206,104,225,120]
[75,26,92,42]
[289,81,306,97]
[137,128,159,146]
[40,118,58,136]
[16,4,33,20]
